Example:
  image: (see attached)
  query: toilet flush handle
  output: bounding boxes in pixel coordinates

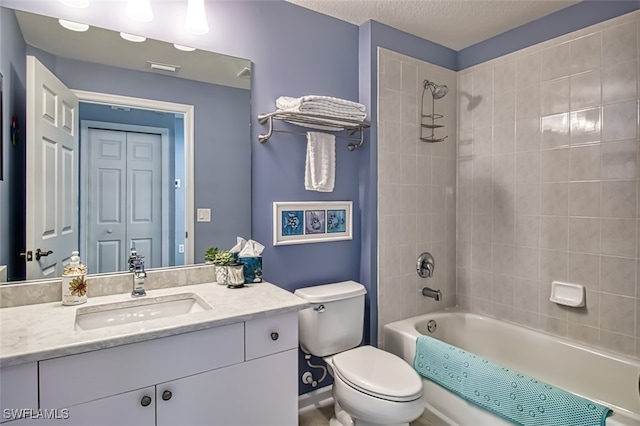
[313,304,325,313]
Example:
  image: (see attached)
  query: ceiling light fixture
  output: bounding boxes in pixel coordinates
[173,44,196,52]
[126,0,153,22]
[59,0,90,8]
[58,19,90,32]
[184,0,209,35]
[120,32,147,42]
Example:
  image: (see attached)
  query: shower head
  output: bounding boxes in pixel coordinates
[423,80,449,99]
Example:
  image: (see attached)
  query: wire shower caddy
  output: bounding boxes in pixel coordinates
[420,80,448,143]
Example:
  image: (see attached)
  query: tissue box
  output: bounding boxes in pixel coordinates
[239,256,262,283]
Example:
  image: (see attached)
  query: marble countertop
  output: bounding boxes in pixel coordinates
[0,282,309,367]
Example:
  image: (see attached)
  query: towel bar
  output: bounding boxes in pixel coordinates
[258,111,370,151]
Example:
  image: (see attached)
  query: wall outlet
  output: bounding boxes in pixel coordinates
[197,208,211,222]
[178,244,185,253]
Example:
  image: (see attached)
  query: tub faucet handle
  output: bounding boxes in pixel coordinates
[417,252,435,278]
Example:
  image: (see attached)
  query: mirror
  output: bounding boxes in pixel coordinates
[1,7,252,283]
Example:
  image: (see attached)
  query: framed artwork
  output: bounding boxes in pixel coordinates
[273,201,352,246]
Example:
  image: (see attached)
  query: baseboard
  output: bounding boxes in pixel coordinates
[298,385,333,413]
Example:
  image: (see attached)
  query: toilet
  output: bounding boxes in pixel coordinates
[294,281,424,426]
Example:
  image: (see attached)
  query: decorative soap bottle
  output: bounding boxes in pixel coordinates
[62,251,88,306]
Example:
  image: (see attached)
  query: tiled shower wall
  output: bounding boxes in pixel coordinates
[377,48,457,345]
[457,11,640,359]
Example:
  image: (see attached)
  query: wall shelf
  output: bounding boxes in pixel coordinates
[258,111,370,151]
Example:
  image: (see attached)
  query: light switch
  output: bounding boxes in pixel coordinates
[197,208,211,222]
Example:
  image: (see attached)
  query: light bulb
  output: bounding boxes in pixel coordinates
[59,0,90,8]
[184,0,209,35]
[120,32,147,42]
[126,0,153,22]
[58,19,90,32]
[174,44,196,52]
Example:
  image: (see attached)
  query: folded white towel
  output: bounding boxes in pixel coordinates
[278,105,367,121]
[282,115,361,131]
[277,96,367,121]
[305,132,335,192]
[277,95,366,112]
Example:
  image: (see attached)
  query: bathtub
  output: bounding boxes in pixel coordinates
[383,310,640,426]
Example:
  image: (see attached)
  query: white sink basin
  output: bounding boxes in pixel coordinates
[75,293,211,331]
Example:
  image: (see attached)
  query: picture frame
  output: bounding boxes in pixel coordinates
[273,201,352,246]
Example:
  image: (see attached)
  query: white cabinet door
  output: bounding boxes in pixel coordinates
[63,386,155,426]
[0,363,38,424]
[156,349,298,426]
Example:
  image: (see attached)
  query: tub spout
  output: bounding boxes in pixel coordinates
[422,287,441,301]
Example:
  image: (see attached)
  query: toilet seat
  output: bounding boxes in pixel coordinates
[331,345,423,402]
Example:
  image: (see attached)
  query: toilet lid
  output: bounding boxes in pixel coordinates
[332,346,423,402]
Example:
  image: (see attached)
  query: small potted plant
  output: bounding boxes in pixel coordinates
[213,250,244,286]
[204,247,218,264]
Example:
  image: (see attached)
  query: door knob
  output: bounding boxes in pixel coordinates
[35,248,53,261]
[106,229,113,234]
[140,395,152,407]
[162,390,172,401]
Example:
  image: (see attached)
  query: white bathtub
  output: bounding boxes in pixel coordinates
[383,310,640,426]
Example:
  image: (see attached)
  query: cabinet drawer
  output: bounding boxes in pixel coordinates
[40,322,244,409]
[245,312,298,360]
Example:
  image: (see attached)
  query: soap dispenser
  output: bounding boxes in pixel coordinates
[62,251,88,306]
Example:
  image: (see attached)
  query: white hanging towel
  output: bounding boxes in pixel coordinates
[305,132,335,192]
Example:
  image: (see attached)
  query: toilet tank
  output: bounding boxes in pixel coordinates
[294,281,367,357]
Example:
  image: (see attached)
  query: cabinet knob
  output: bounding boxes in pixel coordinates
[270,332,279,341]
[140,395,152,407]
[162,390,173,401]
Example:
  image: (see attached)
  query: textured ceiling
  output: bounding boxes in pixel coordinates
[285,0,581,50]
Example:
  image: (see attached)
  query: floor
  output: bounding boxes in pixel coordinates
[298,402,435,426]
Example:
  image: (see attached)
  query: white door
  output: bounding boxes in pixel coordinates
[86,128,127,273]
[85,128,163,273]
[25,56,78,280]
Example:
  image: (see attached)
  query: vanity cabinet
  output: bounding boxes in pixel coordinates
[33,312,298,425]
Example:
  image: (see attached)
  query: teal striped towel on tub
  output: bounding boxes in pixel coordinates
[413,335,611,426]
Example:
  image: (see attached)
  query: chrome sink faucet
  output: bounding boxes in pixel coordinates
[417,252,441,301]
[129,249,147,297]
